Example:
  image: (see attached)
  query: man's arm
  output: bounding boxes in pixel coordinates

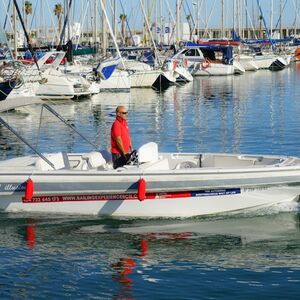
[115,136,126,156]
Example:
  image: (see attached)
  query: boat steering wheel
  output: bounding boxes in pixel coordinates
[126,150,138,165]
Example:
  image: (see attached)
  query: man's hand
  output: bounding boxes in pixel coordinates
[124,153,131,162]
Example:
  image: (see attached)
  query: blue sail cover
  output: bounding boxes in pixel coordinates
[95,57,121,80]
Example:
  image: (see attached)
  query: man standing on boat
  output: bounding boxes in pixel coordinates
[111,105,133,169]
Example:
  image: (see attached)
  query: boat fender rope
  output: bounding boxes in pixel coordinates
[202,59,210,69]
[173,60,178,70]
[25,178,34,200]
[137,178,146,201]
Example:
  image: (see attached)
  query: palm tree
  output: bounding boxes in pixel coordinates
[54,3,63,42]
[24,1,32,37]
[119,14,127,43]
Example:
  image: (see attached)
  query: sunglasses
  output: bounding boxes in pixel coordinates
[119,111,128,115]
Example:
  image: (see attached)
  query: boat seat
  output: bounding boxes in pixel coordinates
[143,158,170,171]
[35,152,65,171]
[82,152,106,169]
[138,142,159,164]
[175,160,198,169]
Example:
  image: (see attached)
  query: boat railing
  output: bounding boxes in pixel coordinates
[0,103,99,170]
[0,117,55,169]
[41,104,98,151]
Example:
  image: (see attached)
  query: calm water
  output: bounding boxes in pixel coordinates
[1,65,300,298]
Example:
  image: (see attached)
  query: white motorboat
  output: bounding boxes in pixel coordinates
[172,45,235,76]
[0,104,299,217]
[163,59,194,82]
[234,54,259,71]
[17,51,93,99]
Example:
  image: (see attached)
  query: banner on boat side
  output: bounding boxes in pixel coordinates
[22,188,241,203]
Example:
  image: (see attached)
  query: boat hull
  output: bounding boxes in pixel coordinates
[191,63,235,76]
[0,80,16,101]
[2,185,299,217]
[1,168,300,217]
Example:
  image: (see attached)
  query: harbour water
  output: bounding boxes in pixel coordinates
[1,65,300,298]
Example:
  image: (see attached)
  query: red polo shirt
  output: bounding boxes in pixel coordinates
[111,116,131,154]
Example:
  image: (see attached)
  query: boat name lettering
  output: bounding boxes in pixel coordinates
[22,193,138,203]
[243,187,269,192]
[3,183,25,191]
[192,188,241,197]
[22,188,241,204]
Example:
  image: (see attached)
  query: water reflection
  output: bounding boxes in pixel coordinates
[15,211,300,267]
[0,211,297,298]
[1,66,300,158]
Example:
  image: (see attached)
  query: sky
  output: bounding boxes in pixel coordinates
[1,0,300,32]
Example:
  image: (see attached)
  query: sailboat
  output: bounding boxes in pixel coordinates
[0,14,20,100]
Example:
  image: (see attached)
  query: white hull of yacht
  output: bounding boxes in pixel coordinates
[235,55,259,71]
[191,63,235,76]
[97,70,130,91]
[0,143,299,217]
[174,66,194,82]
[129,70,161,88]
[253,56,276,69]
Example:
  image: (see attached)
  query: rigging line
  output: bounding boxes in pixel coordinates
[45,1,60,48]
[29,1,38,32]
[274,0,288,32]
[35,104,44,149]
[185,0,195,28]
[202,0,217,39]
[164,0,176,45]
[139,0,160,65]
[182,3,194,38]
[256,0,274,49]
[99,0,126,69]
[291,0,300,29]
[58,0,73,47]
[0,116,55,169]
[0,0,13,59]
[42,104,98,151]
[243,0,258,40]
[119,0,134,44]
[194,0,207,33]
[75,0,90,49]
[13,0,40,70]
[3,0,11,29]
[2,0,15,33]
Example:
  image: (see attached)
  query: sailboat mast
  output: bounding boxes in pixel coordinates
[93,0,97,49]
[233,0,235,38]
[221,0,224,39]
[279,0,282,38]
[176,0,180,44]
[113,0,117,40]
[270,0,273,38]
[13,2,18,58]
[102,0,107,54]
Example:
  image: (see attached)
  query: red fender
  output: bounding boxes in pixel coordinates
[137,178,146,201]
[25,178,34,200]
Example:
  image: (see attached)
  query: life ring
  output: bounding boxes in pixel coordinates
[184,59,189,68]
[201,59,210,69]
